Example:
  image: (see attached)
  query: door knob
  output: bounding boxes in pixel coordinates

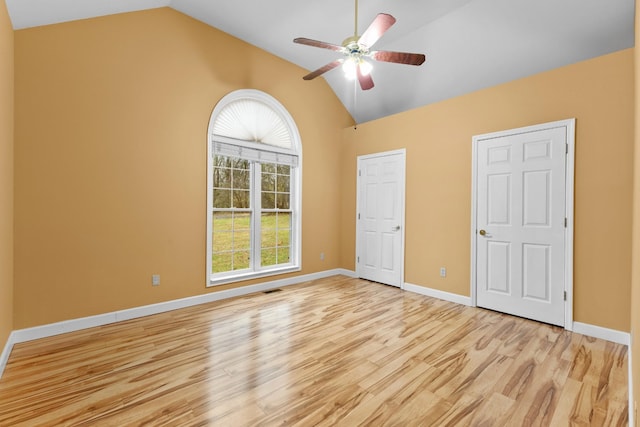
[393,225,401,231]
[479,229,487,236]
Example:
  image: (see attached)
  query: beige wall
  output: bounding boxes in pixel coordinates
[0,0,14,348]
[9,5,636,339]
[632,0,639,421]
[340,49,634,332]
[13,8,353,328]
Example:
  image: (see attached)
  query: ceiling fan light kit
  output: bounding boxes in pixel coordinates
[293,0,426,91]
[343,57,372,80]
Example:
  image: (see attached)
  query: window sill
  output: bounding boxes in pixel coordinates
[208,265,301,287]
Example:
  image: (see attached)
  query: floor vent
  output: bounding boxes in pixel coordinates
[263,288,282,294]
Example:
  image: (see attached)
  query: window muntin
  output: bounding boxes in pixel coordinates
[206,90,301,286]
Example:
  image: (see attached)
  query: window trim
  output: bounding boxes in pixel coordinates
[206,90,302,287]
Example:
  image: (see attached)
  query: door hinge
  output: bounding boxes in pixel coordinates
[566,143,569,154]
[564,291,567,301]
[358,213,361,220]
[357,256,360,263]
[564,217,567,228]
[358,169,362,177]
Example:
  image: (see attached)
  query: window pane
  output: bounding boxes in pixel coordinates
[213,167,231,189]
[233,212,251,230]
[277,165,290,175]
[261,192,275,209]
[213,155,231,168]
[212,212,252,274]
[233,213,251,251]
[233,251,250,270]
[277,247,290,264]
[261,248,277,267]
[262,173,275,192]
[232,190,250,208]
[277,174,290,193]
[213,212,232,230]
[278,227,290,247]
[212,213,232,253]
[212,231,232,253]
[261,213,276,249]
[213,189,231,208]
[277,212,291,229]
[212,253,232,273]
[260,212,290,267]
[276,193,290,210]
[232,158,250,170]
[262,163,276,174]
[233,169,250,190]
[233,230,251,250]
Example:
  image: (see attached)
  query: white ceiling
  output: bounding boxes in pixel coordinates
[6,0,636,123]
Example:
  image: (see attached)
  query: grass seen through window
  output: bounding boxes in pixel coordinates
[212,212,291,273]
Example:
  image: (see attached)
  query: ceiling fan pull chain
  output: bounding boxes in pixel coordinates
[354,79,358,129]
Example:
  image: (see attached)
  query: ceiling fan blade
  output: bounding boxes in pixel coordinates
[370,50,426,66]
[303,60,343,80]
[356,65,374,90]
[358,13,396,49]
[294,37,345,52]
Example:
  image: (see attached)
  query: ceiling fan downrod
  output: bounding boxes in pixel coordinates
[354,0,359,37]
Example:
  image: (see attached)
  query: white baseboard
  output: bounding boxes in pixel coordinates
[0,331,16,380]
[403,282,472,306]
[403,282,630,347]
[1,269,357,379]
[1,270,630,382]
[10,268,353,346]
[335,268,357,278]
[628,340,634,427]
[572,322,630,346]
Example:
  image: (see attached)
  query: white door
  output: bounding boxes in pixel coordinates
[474,123,571,327]
[356,150,406,287]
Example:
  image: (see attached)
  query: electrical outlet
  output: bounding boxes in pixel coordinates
[320,252,325,261]
[152,274,160,286]
[440,267,446,278]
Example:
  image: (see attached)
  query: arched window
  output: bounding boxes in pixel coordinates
[206,90,301,286]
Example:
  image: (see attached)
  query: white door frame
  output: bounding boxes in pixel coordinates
[356,149,407,288]
[470,119,575,330]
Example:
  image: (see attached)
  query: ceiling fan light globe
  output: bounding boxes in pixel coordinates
[360,60,373,76]
[343,58,358,80]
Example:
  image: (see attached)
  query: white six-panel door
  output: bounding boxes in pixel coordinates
[474,122,573,327]
[356,150,406,287]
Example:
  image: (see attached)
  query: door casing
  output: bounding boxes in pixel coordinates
[470,119,575,330]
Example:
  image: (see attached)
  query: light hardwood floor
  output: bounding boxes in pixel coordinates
[0,276,629,426]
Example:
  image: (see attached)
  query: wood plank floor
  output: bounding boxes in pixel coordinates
[0,276,629,426]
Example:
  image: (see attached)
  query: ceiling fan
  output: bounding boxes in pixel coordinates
[293,0,426,90]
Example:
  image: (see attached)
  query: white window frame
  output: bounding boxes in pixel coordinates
[206,90,302,287]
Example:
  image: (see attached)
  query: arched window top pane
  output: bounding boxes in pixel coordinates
[211,91,297,150]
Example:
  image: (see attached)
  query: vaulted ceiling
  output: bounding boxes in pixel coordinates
[5,0,636,123]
